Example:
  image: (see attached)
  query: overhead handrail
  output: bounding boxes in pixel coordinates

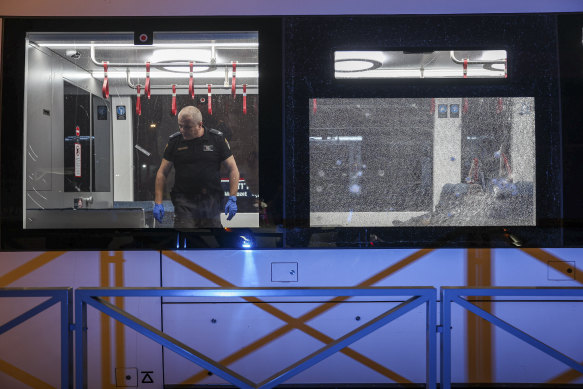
[449,51,506,65]
[125,68,258,91]
[90,44,258,68]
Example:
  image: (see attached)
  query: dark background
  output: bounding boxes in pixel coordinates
[559,13,583,246]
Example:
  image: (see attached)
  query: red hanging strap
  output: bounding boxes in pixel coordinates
[145,62,151,99]
[171,85,177,116]
[463,98,469,114]
[501,153,512,177]
[207,84,213,115]
[504,58,507,79]
[313,98,317,114]
[189,62,195,99]
[463,58,468,78]
[243,84,247,114]
[136,85,142,116]
[497,97,503,114]
[231,62,237,98]
[102,62,109,99]
[430,98,435,115]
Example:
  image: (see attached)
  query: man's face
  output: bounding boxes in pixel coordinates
[178,115,202,140]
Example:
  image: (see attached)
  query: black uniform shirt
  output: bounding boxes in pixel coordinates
[163,126,232,196]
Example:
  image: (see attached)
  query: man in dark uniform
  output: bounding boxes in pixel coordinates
[153,106,240,228]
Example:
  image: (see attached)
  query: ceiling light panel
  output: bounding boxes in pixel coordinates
[334,50,507,79]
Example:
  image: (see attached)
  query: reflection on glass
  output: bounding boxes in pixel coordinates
[309,97,535,227]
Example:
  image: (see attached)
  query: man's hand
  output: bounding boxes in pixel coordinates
[153,203,165,223]
[225,196,237,221]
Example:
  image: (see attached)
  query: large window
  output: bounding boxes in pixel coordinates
[309,97,535,227]
[24,31,259,229]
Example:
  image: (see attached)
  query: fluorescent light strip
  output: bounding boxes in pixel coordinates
[37,42,258,48]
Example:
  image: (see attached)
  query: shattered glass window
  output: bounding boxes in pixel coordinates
[309,97,535,227]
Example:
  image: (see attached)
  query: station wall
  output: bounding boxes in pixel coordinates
[0,248,580,387]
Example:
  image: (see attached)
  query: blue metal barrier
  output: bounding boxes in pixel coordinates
[0,287,73,388]
[75,287,437,389]
[440,287,583,389]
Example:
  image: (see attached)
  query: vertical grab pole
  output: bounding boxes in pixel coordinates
[426,289,437,389]
[440,288,452,389]
[61,289,74,388]
[75,292,88,389]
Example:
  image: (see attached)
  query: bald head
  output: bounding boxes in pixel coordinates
[178,106,202,125]
[177,106,204,140]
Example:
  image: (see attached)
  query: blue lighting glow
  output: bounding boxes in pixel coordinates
[240,235,253,249]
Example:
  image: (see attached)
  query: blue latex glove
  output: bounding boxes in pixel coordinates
[153,203,165,223]
[225,195,238,221]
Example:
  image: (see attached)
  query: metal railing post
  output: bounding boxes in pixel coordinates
[426,289,437,389]
[61,288,74,389]
[75,291,88,389]
[0,288,73,388]
[440,288,453,389]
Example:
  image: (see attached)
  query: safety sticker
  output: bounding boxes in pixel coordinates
[75,143,81,177]
[141,371,154,384]
[97,105,108,120]
[116,105,126,120]
[438,104,448,118]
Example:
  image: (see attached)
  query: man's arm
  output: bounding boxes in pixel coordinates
[222,155,240,221]
[155,158,173,204]
[221,155,240,196]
